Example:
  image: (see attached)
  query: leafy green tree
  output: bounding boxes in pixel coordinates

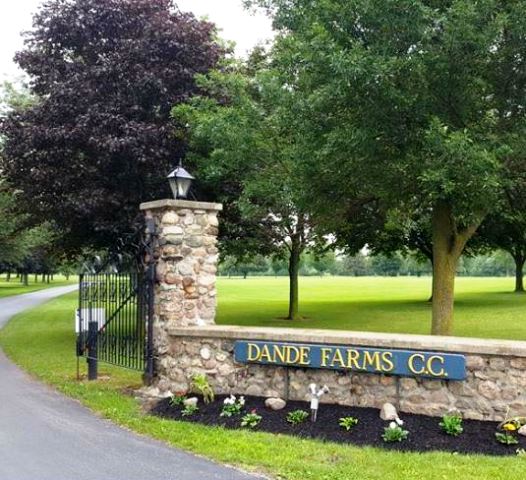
[219,254,268,278]
[175,64,321,320]
[476,155,526,292]
[371,254,403,277]
[251,0,526,334]
[338,253,371,277]
[309,251,337,276]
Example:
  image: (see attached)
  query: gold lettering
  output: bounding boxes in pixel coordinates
[247,343,261,361]
[346,349,361,369]
[381,352,395,373]
[363,351,381,371]
[273,345,287,364]
[427,355,446,377]
[299,347,311,366]
[286,346,300,364]
[321,348,332,367]
[259,345,272,362]
[330,348,345,368]
[408,354,426,375]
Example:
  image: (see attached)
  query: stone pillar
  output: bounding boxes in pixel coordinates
[140,199,222,369]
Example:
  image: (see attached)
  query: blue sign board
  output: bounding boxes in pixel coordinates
[234,340,466,380]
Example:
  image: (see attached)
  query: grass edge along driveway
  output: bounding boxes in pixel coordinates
[0,276,76,299]
[0,293,524,480]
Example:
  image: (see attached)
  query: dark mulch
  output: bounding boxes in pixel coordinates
[151,394,526,456]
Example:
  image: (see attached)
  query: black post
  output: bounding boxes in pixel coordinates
[143,218,157,385]
[87,306,98,380]
[144,263,155,385]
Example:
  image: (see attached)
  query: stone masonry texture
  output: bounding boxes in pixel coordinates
[153,332,526,421]
[140,199,222,364]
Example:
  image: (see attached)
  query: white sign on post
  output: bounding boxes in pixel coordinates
[75,308,106,333]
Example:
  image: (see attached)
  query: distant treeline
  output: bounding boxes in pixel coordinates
[219,251,515,278]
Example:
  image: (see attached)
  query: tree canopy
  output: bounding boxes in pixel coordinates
[0,0,224,252]
[249,0,526,334]
[174,54,327,319]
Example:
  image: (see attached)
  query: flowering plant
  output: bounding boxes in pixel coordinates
[496,414,525,445]
[220,394,245,417]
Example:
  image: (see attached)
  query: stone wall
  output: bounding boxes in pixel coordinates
[154,326,526,421]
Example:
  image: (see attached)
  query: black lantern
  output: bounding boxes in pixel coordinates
[167,161,195,199]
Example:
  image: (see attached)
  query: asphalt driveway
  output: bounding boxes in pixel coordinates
[0,286,263,480]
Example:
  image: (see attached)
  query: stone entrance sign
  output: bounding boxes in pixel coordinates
[141,198,526,421]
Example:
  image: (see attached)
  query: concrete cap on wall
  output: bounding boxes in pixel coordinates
[140,199,223,212]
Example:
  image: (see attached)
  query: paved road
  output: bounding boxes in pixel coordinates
[0,286,263,480]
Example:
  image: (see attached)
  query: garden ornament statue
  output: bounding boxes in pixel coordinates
[309,383,330,422]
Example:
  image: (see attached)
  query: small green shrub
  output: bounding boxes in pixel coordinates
[382,423,409,443]
[338,416,359,431]
[181,404,199,417]
[439,414,463,436]
[241,410,262,429]
[286,409,309,425]
[169,394,187,408]
[495,432,519,445]
[191,373,215,404]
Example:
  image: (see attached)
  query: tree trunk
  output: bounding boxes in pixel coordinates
[431,202,481,336]
[514,255,525,293]
[6,272,10,282]
[426,255,433,303]
[23,274,29,286]
[287,238,301,320]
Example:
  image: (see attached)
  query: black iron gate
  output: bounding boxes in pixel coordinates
[76,225,156,382]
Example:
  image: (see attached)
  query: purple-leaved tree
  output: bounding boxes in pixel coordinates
[1,0,224,251]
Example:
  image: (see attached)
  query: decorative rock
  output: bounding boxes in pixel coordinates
[265,397,286,410]
[183,397,198,407]
[380,402,398,421]
[519,425,526,437]
[200,347,211,360]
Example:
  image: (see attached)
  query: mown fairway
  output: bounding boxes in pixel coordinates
[217,276,526,340]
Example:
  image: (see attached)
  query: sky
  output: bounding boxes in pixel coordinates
[0,0,274,81]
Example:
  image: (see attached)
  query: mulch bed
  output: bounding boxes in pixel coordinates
[151,394,526,456]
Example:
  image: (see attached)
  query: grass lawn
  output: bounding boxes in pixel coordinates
[1,285,525,479]
[0,275,76,298]
[217,276,526,340]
